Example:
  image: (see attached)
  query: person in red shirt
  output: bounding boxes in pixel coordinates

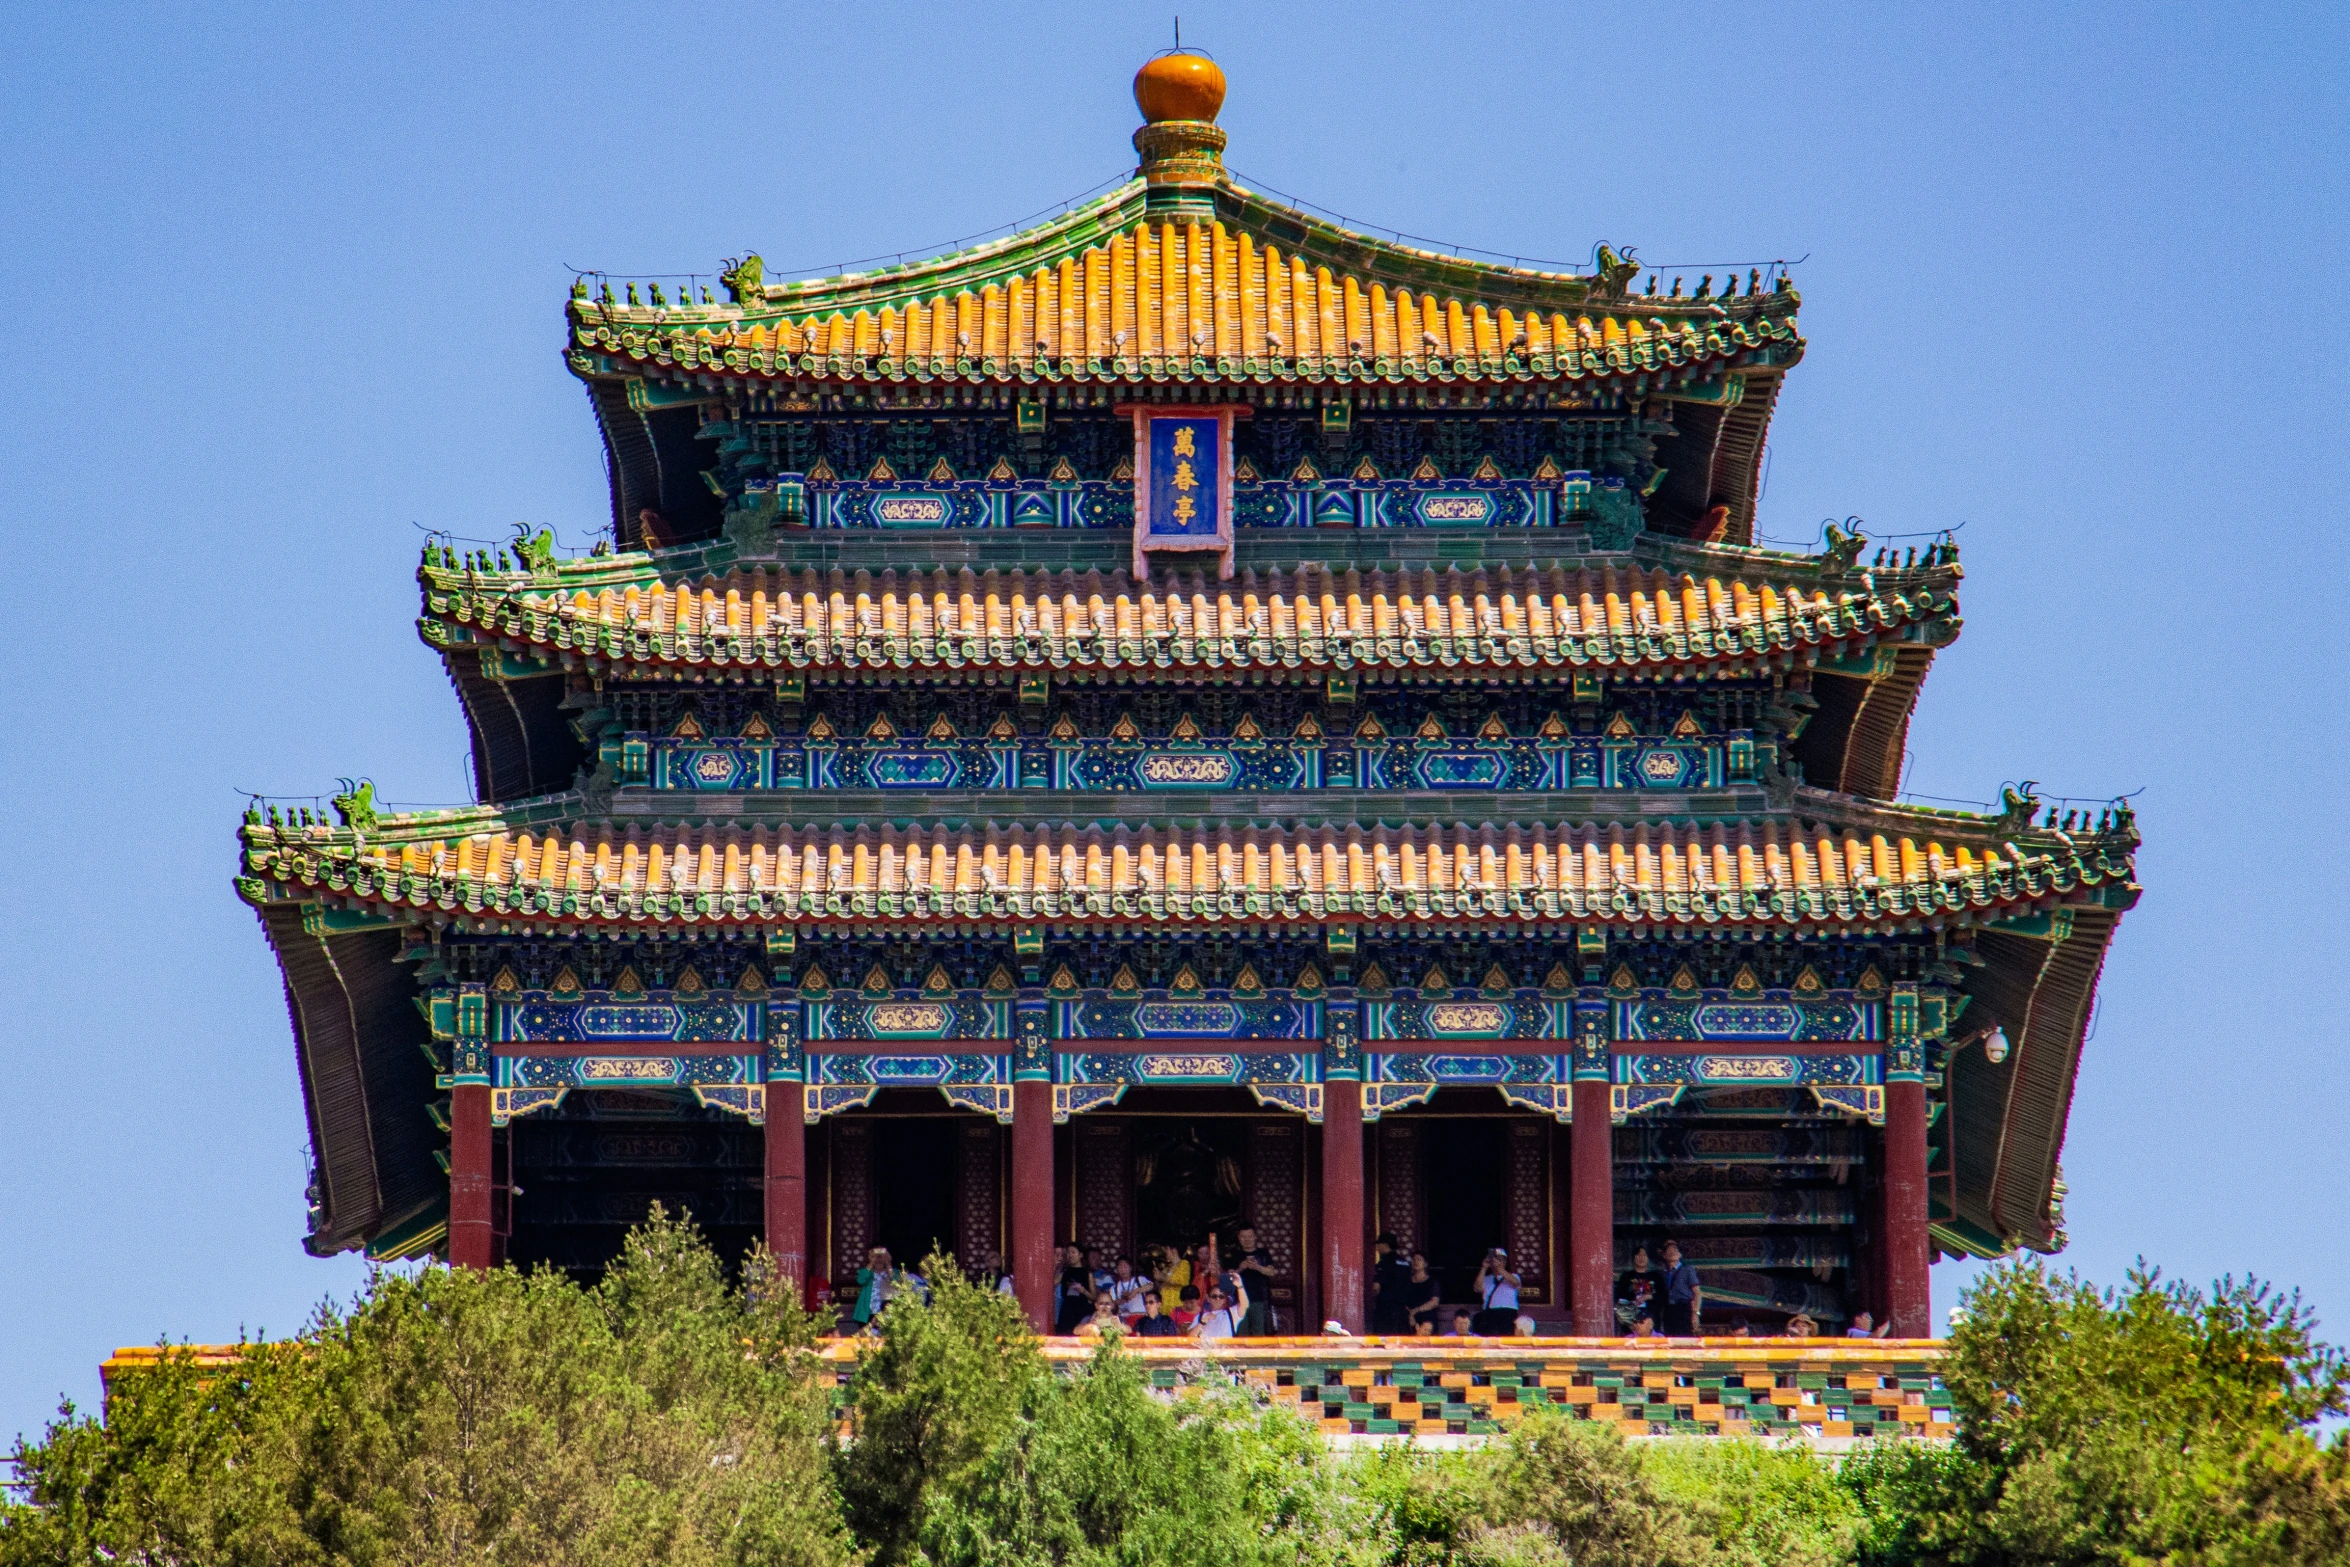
[1172,1284,1202,1329]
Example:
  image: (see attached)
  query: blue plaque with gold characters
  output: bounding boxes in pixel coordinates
[1127,404,1241,579]
[1147,418,1218,536]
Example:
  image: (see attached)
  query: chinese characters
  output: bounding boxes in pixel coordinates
[1170,423,1200,524]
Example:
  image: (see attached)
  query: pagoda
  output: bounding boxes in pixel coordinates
[239,48,2137,1337]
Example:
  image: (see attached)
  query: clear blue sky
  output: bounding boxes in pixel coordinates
[3,2,2343,1446]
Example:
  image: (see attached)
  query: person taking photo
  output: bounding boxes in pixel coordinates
[1471,1247,1521,1335]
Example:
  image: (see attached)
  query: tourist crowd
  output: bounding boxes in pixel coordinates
[835,1230,1886,1340]
[1050,1227,1279,1343]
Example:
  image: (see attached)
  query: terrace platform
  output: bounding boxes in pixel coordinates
[840,1336,1955,1444]
[106,1336,1952,1446]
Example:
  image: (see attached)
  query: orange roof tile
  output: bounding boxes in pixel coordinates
[240,804,2132,934]
[421,558,1956,680]
[570,186,1800,392]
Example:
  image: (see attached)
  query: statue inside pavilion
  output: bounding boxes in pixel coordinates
[240,46,2136,1339]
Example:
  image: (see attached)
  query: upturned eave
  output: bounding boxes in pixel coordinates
[236,788,2136,940]
[416,547,1958,686]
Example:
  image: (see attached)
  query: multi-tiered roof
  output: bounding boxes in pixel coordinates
[242,46,2133,1282]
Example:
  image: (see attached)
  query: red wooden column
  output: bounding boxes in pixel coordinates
[1011,999,1056,1332]
[1011,1081,1055,1332]
[1568,1080,1614,1334]
[763,1002,807,1286]
[1321,1080,1365,1332]
[1568,1002,1614,1335]
[448,1082,495,1270]
[1883,1079,1931,1336]
[765,1108,807,1285]
[1320,999,1365,1333]
[1883,984,1932,1337]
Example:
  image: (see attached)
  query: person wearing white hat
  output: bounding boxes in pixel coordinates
[1472,1246,1521,1334]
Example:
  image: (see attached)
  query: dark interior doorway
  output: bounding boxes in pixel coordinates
[874,1119,958,1269]
[1132,1119,1247,1254]
[505,1093,760,1282]
[1418,1117,1508,1304]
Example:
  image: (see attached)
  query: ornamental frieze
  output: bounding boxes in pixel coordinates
[1053,1049,1322,1122]
[1611,1051,1886,1124]
[1364,996,1562,1041]
[1056,992,1318,1041]
[632,726,1752,794]
[1361,1050,1574,1120]
[1614,990,1878,1043]
[498,994,761,1044]
[486,1051,764,1126]
[729,460,1609,535]
[803,1050,1015,1122]
[806,996,1010,1041]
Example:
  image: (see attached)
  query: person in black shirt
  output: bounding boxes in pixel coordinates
[1403,1251,1443,1335]
[1657,1239,1702,1337]
[1228,1225,1277,1335]
[1054,1242,1093,1335]
[1369,1231,1413,1334]
[1134,1289,1182,1337]
[1616,1243,1664,1334]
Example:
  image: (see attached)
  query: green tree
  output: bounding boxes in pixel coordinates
[835,1256,1385,1567]
[0,1337,318,1564]
[831,1250,1048,1567]
[3,1208,853,1567]
[1347,1442,1487,1567]
[1478,1411,1699,1566]
[1860,1259,2350,1565]
[1837,1441,1972,1567]
[1646,1436,1864,1567]
[21,1232,2350,1567]
[1350,1409,1860,1567]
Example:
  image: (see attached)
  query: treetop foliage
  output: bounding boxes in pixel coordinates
[4,1208,850,1567]
[7,1226,2347,1567]
[1898,1259,2350,1566]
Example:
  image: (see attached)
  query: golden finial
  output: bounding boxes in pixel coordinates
[1133,35,1226,124]
[1132,36,1227,209]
